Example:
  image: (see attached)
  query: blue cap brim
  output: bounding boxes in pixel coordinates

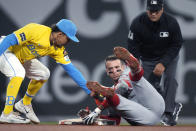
[68,35,79,43]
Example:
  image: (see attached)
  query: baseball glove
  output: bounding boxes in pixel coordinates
[77,107,91,118]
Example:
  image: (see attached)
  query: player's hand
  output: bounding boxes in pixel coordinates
[77,107,91,118]
[153,63,165,76]
[82,108,101,125]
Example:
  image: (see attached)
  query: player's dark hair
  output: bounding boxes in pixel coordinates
[51,24,61,32]
[105,54,125,66]
[105,55,118,62]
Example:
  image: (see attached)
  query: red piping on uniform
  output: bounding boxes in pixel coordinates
[100,99,109,108]
[123,79,132,87]
[129,67,144,81]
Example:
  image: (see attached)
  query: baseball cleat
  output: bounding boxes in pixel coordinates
[161,114,176,126]
[14,100,40,124]
[0,112,30,124]
[161,103,183,126]
[173,103,183,121]
[113,46,140,74]
[86,81,115,97]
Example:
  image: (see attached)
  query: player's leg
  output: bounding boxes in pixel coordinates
[23,59,50,104]
[114,95,160,125]
[14,59,50,123]
[90,80,164,125]
[0,50,30,123]
[131,77,165,119]
[86,81,160,125]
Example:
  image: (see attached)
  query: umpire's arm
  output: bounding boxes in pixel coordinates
[159,20,183,67]
[127,22,142,60]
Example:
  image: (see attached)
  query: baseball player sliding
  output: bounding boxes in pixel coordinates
[0,19,92,124]
[83,47,165,125]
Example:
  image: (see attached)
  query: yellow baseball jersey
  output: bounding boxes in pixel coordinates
[8,23,71,64]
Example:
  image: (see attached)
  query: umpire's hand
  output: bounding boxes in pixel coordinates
[153,63,165,76]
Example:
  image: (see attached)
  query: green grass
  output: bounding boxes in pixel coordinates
[40,121,58,125]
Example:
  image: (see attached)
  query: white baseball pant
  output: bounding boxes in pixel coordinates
[0,49,50,81]
[115,77,165,125]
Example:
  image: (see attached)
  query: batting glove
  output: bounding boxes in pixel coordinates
[82,107,101,125]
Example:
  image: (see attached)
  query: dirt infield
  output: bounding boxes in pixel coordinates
[0,124,196,131]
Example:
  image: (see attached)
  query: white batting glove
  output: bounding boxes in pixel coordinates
[82,107,101,125]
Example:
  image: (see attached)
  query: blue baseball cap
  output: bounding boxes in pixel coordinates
[56,19,79,42]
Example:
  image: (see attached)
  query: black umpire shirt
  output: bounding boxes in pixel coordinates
[127,12,183,67]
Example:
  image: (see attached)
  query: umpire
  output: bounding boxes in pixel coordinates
[127,0,183,126]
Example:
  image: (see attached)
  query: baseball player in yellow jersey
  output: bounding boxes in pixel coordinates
[0,19,92,124]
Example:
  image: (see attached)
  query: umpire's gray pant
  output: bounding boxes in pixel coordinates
[141,56,179,113]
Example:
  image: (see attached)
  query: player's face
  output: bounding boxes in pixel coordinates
[147,8,163,22]
[105,59,124,82]
[52,32,70,47]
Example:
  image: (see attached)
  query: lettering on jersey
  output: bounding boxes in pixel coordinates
[128,30,133,40]
[19,32,26,41]
[27,44,41,57]
[160,32,169,37]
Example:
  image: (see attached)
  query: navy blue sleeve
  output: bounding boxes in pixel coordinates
[0,34,18,56]
[159,19,183,67]
[127,18,142,60]
[60,63,91,94]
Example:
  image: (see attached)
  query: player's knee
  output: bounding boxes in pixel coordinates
[147,114,160,125]
[40,67,50,80]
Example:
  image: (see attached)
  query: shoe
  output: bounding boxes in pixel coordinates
[14,100,40,124]
[113,47,140,74]
[0,112,30,124]
[161,112,176,126]
[86,81,115,97]
[173,103,183,121]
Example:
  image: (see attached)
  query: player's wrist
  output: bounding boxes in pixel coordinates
[98,105,105,110]
[92,93,104,101]
[95,107,102,114]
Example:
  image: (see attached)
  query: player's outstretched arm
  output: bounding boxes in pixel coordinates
[60,63,91,94]
[60,63,106,101]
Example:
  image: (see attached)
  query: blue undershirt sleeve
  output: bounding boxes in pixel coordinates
[60,63,91,95]
[0,33,18,56]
